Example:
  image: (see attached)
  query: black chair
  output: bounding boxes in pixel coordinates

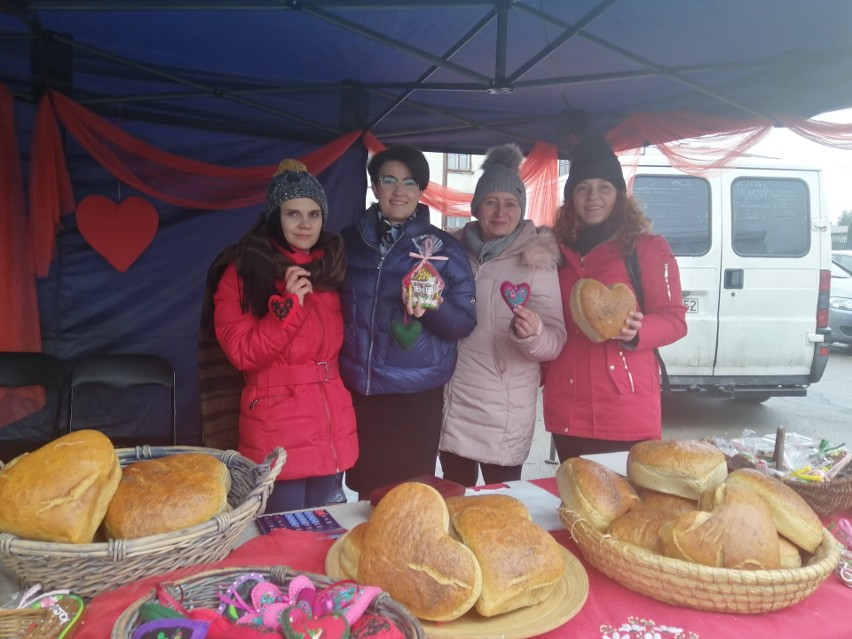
[0,351,67,462]
[68,354,177,447]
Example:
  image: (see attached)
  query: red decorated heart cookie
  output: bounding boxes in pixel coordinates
[500,281,530,309]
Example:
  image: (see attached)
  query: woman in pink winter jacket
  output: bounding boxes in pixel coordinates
[211,160,357,512]
[440,144,566,486]
[543,137,687,462]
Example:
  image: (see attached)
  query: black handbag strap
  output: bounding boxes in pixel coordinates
[625,249,671,393]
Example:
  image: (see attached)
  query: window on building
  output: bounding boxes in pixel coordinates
[447,153,472,172]
[558,159,570,176]
[443,215,468,230]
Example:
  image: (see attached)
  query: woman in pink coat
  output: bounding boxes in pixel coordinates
[211,160,357,511]
[440,144,566,486]
[543,137,687,462]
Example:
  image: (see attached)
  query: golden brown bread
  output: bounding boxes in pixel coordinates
[569,278,636,343]
[557,457,640,532]
[607,507,680,554]
[0,430,121,543]
[724,468,823,553]
[445,494,531,523]
[660,483,780,569]
[339,522,368,580]
[358,482,482,622]
[448,497,563,617]
[778,535,803,568]
[627,439,727,500]
[637,488,697,517]
[103,453,231,539]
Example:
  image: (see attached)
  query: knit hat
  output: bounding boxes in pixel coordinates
[470,143,526,218]
[563,136,626,201]
[264,159,329,221]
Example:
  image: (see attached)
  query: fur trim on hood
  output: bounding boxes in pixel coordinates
[519,224,561,270]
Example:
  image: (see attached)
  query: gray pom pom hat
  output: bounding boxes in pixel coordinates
[470,143,526,218]
[264,159,329,222]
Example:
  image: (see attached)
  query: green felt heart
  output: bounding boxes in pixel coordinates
[390,318,422,350]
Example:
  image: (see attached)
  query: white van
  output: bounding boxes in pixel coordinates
[628,153,833,402]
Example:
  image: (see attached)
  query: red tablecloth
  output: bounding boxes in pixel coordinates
[77,479,851,639]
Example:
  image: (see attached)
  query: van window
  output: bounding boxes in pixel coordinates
[731,177,810,257]
[632,175,711,256]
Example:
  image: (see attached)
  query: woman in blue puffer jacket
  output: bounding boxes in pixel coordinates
[340,145,477,498]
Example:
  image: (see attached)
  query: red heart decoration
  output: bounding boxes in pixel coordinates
[284,612,350,639]
[500,280,531,308]
[76,195,159,272]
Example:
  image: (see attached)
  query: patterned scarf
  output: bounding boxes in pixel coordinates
[197,220,346,449]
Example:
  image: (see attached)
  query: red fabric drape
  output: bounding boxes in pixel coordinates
[0,87,46,427]
[608,110,852,177]
[29,92,362,276]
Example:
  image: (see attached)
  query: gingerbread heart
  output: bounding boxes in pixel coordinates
[389,318,422,350]
[569,278,636,343]
[499,281,530,309]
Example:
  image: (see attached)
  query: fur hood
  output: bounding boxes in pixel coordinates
[518,223,561,270]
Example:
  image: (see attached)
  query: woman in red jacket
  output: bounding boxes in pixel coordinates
[543,137,687,462]
[212,160,357,512]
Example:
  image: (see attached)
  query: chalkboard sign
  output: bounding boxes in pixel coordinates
[633,175,711,256]
[731,177,809,257]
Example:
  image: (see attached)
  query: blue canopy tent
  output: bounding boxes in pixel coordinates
[2,0,852,444]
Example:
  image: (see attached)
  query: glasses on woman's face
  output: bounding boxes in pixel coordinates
[377,175,420,191]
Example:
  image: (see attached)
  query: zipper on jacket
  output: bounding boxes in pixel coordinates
[618,348,635,393]
[664,262,671,301]
[248,392,292,410]
[319,383,341,472]
[365,252,386,395]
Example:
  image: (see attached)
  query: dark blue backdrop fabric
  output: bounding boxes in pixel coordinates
[21,110,368,445]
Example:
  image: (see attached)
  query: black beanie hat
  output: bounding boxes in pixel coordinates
[563,136,626,201]
[264,159,328,221]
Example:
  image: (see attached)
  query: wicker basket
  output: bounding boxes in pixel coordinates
[0,608,60,639]
[111,564,425,639]
[0,445,285,599]
[724,452,852,516]
[559,505,841,614]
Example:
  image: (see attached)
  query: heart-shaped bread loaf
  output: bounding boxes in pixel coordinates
[0,430,121,543]
[358,482,482,622]
[569,278,636,343]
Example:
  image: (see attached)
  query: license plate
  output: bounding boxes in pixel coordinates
[683,297,699,313]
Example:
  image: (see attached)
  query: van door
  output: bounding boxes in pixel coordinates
[632,170,720,377]
[633,167,827,391]
[715,171,823,378]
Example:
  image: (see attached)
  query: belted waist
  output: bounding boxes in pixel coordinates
[245,360,339,387]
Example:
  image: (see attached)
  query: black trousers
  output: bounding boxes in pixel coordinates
[439,450,522,487]
[552,434,645,465]
[345,386,443,497]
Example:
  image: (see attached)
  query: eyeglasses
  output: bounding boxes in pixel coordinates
[377,176,420,191]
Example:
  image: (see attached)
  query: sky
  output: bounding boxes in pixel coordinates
[745,109,852,225]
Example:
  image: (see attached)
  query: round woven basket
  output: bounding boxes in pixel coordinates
[559,505,841,614]
[724,453,852,516]
[0,446,285,599]
[0,608,59,639]
[110,564,425,639]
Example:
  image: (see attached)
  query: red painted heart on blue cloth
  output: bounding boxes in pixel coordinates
[76,195,159,273]
[500,280,530,308]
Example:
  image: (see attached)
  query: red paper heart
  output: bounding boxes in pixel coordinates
[76,195,159,272]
